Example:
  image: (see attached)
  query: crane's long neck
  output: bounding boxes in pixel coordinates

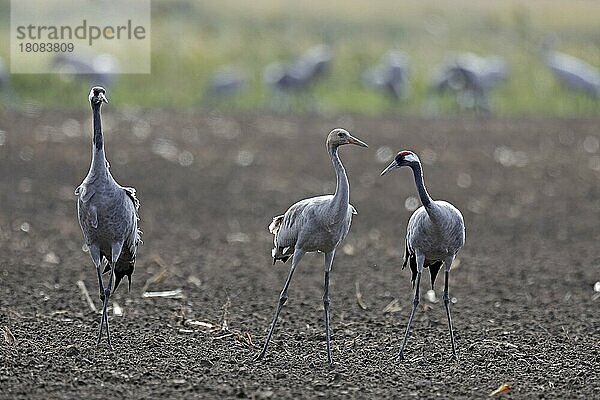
[329,145,349,220]
[90,103,108,175]
[411,162,434,209]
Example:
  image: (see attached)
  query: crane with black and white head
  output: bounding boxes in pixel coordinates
[381,150,465,360]
[75,86,141,347]
[255,128,368,366]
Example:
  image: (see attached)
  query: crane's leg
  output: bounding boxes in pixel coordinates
[398,252,424,360]
[255,248,305,362]
[323,250,335,366]
[88,244,106,345]
[443,255,458,360]
[100,242,123,349]
[88,245,104,301]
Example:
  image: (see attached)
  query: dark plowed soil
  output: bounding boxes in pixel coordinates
[1,110,599,399]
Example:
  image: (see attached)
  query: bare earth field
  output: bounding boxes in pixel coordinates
[0,110,599,399]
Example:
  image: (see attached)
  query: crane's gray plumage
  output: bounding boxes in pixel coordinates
[256,128,367,366]
[381,150,465,360]
[263,45,332,112]
[431,53,508,112]
[362,50,410,100]
[206,66,247,97]
[264,45,332,93]
[269,196,357,264]
[53,53,118,87]
[544,51,600,98]
[76,86,141,347]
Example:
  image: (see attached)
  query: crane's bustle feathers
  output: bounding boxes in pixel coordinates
[269,215,284,234]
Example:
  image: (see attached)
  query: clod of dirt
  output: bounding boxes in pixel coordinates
[489,383,512,396]
[199,359,213,368]
[254,390,274,399]
[65,345,80,357]
[3,326,16,345]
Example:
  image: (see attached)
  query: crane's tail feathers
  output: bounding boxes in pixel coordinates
[123,186,140,210]
[272,246,293,264]
[428,261,443,290]
[350,204,358,215]
[136,228,143,245]
[101,247,136,292]
[113,258,134,292]
[269,214,292,264]
[269,215,284,235]
[402,239,411,270]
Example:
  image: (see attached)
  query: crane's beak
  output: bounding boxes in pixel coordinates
[347,135,368,148]
[380,159,399,176]
[98,92,109,104]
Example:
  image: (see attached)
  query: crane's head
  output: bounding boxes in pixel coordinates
[380,150,420,176]
[89,86,109,108]
[326,128,368,149]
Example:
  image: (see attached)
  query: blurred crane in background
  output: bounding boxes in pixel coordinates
[0,56,7,91]
[264,45,332,110]
[543,50,600,99]
[362,50,410,100]
[0,56,14,106]
[206,66,247,97]
[430,53,508,112]
[52,53,118,88]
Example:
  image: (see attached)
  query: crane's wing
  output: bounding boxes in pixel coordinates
[102,186,142,292]
[270,197,327,264]
[75,184,98,229]
[269,214,293,263]
[404,204,454,289]
[123,186,140,211]
[75,182,95,202]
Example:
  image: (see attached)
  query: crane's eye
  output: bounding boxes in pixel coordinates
[337,132,343,137]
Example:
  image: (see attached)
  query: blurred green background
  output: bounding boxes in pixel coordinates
[0,0,599,116]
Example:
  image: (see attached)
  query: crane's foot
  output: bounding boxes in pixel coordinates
[397,351,405,361]
[253,351,266,363]
[95,288,114,349]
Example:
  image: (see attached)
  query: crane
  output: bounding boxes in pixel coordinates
[362,50,410,100]
[52,53,118,88]
[75,86,141,347]
[264,45,332,93]
[431,53,508,112]
[255,128,368,366]
[263,45,332,111]
[381,150,465,360]
[544,51,600,98]
[206,65,247,97]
